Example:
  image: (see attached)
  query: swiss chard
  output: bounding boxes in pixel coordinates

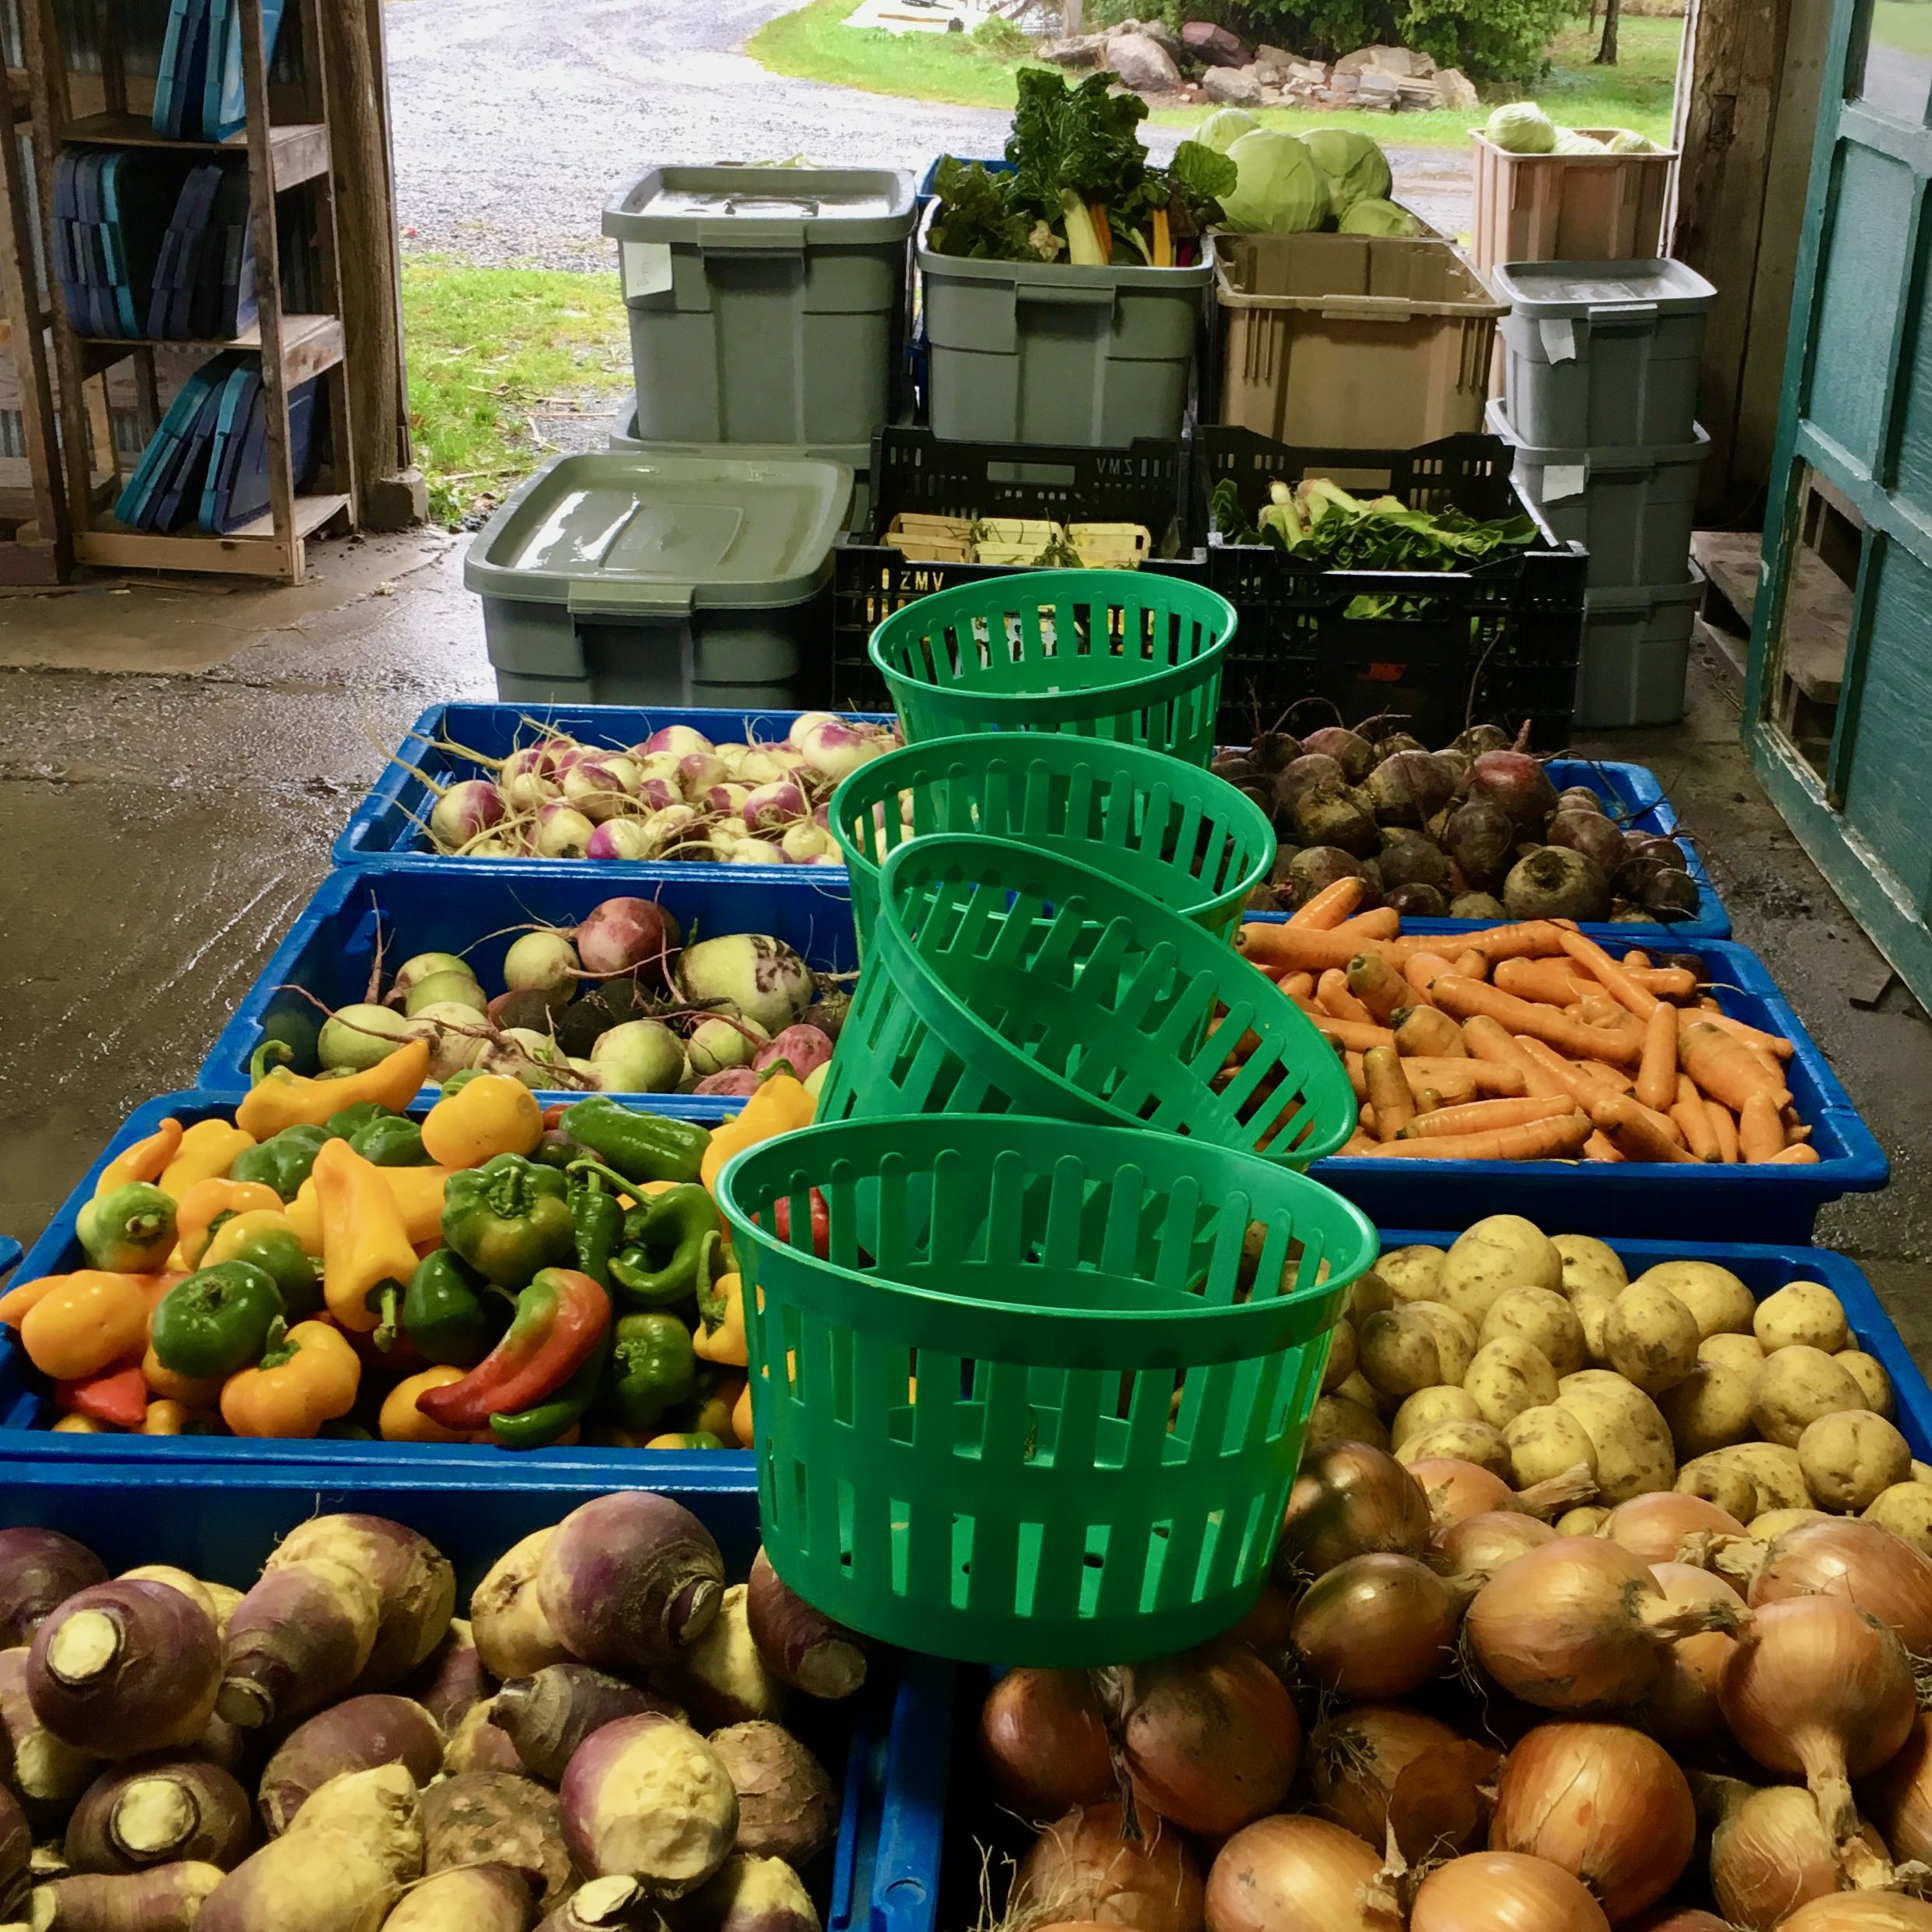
[1212,473,1538,575]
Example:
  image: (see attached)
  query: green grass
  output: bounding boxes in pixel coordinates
[748,5,1682,150]
[399,259,630,527]
[1873,0,1932,58]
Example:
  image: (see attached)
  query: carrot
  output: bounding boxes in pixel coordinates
[1767,1144,1822,1165]
[1358,1100,1377,1130]
[1240,924,1405,976]
[1678,1021,1792,1113]
[1399,1094,1578,1140]
[1399,1056,1526,1096]
[1414,1089,1441,1113]
[1583,1131,1626,1163]
[1431,977,1645,1065]
[1579,992,1645,1039]
[1342,1050,1368,1100]
[1452,951,1489,980]
[1590,1092,1703,1163]
[1671,1093,1720,1162]
[1514,1036,1621,1110]
[1332,907,1401,941]
[1318,970,1374,1025]
[1347,952,1411,1025]
[1555,928,1661,1020]
[1457,921,1573,961]
[1392,1006,1465,1058]
[1706,1096,1741,1164]
[1404,952,1456,998]
[1638,966,1700,1001]
[1582,1059,1636,1093]
[1622,950,1654,970]
[1281,972,1315,1001]
[1353,1114,1594,1161]
[1308,1015,1398,1054]
[1364,1047,1415,1142]
[1692,1007,1797,1062]
[1635,1004,1679,1114]
[1462,1016,1570,1100]
[1289,878,1364,929]
[1338,1130,1379,1158]
[1738,1091,1787,1163]
[1494,958,1592,1007]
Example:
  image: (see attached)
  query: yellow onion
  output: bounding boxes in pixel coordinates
[1638,1561,1747,1747]
[978,1669,1114,1825]
[1307,1704,1498,1861]
[1012,1801,1203,1932]
[1705,1777,1895,1931]
[1276,1443,1431,1580]
[1290,1554,1459,1700]
[1409,1851,1609,1932]
[1601,1492,1747,1564]
[1751,1518,1932,1653]
[1203,1816,1395,1932]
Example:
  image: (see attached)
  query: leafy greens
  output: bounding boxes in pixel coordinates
[1211,476,1539,573]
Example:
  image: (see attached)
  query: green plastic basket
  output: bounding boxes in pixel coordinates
[867,569,1234,765]
[828,731,1275,955]
[715,1111,1378,1664]
[818,832,1358,1168]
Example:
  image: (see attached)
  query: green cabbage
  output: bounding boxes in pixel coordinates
[1300,129,1392,220]
[1337,197,1423,238]
[1484,102,1557,154]
[1551,127,1605,154]
[1195,107,1259,157]
[1219,130,1330,236]
[1603,128,1656,153]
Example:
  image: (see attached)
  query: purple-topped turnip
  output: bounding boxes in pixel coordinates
[63,1758,252,1874]
[537,1495,724,1673]
[744,1553,867,1701]
[264,1517,454,1694]
[382,1863,534,1932]
[708,1723,837,1867]
[682,1854,819,1932]
[537,1874,667,1930]
[0,1648,93,1825]
[402,1620,493,1737]
[0,1530,106,1648]
[490,1665,680,1786]
[559,1714,737,1897]
[445,1698,526,1775]
[751,1026,833,1085]
[470,1532,571,1683]
[26,1583,220,1759]
[424,1772,572,1909]
[30,1861,227,1931]
[0,1784,26,1917]
[258,1696,444,1835]
[533,802,597,860]
[663,1589,783,1731]
[677,937,814,1038]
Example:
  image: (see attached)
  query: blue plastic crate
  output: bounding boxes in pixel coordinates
[1316,936,1887,1242]
[201,860,859,1090]
[0,1455,948,1932]
[333,703,896,881]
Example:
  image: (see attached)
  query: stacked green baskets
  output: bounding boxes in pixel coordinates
[716,571,1378,1663]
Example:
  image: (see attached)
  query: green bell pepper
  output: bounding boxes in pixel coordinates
[349,1113,430,1168]
[212,1220,322,1323]
[440,1153,577,1288]
[560,1095,709,1186]
[605,1311,697,1434]
[231,1124,333,1201]
[401,1249,509,1367]
[76,1184,177,1273]
[488,1336,609,1451]
[324,1101,394,1143]
[150,1262,284,1380]
[610,1184,720,1308]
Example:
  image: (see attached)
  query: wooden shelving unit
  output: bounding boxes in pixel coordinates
[20,0,357,584]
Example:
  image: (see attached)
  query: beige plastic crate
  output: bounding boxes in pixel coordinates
[1469,131,1677,277]
[1212,231,1504,449]
[884,513,973,563]
[1068,522,1152,568]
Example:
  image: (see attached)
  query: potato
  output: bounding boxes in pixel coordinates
[1915,1462,1932,1488]
[1631,1261,1755,1339]
[1835,1349,1895,1420]
[1390,1386,1483,1454]
[1556,1371,1676,1501]
[1480,1288,1585,1378]
[1304,1394,1388,1454]
[1556,1506,1610,1536]
[1336,1369,1395,1420]
[1348,1271,1394,1322]
[1360,1304,1478,1399]
[1674,1456,1761,1524]
[1603,1285,1700,1395]
[1866,1483,1932,1557]
[1656,1364,1756,1460]
[1377,1247,1446,1305]
[1321,1321,1358,1394]
[1465,1338,1560,1430]
[1798,1410,1911,1513]
[1750,1507,1825,1540]
[1395,1417,1511,1478]
[1679,1443,1812,1516]
[1503,1405,1599,1491]
[1698,1332,1765,1376]
[1573,1294,1614,1367]
[1750,1346,1867,1448]
[1440,1217,1561,1322]
[1551,1233,1628,1304]
[1754,1280,1850,1355]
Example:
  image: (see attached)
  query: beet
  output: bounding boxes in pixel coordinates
[1503,847,1612,923]
[1292,784,1380,857]
[1386,883,1448,917]
[1377,832,1450,892]
[488,989,558,1033]
[1276,755,1346,809]
[1544,809,1628,879]
[551,1001,611,1061]
[1442,799,1516,889]
[1356,860,1385,907]
[1244,883,1285,915]
[1642,868,1701,922]
[1237,782,1274,817]
[1363,751,1456,828]
[1299,727,1375,783]
[1469,751,1560,829]
[1628,833,1689,870]
[1436,748,1470,785]
[1450,892,1508,920]
[1211,753,1258,783]
[1248,730,1303,774]
[1453,724,1512,758]
[1280,847,1362,906]
[1554,787,1603,815]
[1425,806,1455,844]
[1374,732,1429,762]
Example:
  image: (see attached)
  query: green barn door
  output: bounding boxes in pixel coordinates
[1747,0,1932,1002]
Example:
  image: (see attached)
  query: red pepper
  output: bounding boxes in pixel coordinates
[57,1357,150,1430]
[772,1189,831,1260]
[415,1267,608,1431]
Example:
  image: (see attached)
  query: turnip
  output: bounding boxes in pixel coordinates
[417,1007,490,1082]
[264,1516,455,1694]
[727,840,788,865]
[505,932,582,1007]
[483,1029,572,1087]
[423,1772,572,1911]
[1364,751,1455,827]
[677,936,813,1036]
[447,1698,527,1775]
[430,780,506,852]
[26,1584,220,1759]
[680,754,728,799]
[707,1723,836,1867]
[64,1759,252,1874]
[587,1021,685,1094]
[0,1649,93,1825]
[636,777,682,814]
[587,818,658,862]
[1299,727,1376,783]
[559,1715,737,1896]
[537,1494,726,1673]
[564,760,643,825]
[381,1863,533,1932]
[779,823,838,864]
[751,1026,832,1084]
[491,1666,679,1785]
[794,720,885,785]
[27,1861,226,1932]
[403,970,488,1019]
[0,1784,27,1916]
[1503,847,1612,923]
[738,782,805,834]
[576,898,680,980]
[471,1532,570,1682]
[642,726,713,760]
[688,1016,768,1079]
[744,1552,866,1700]
[535,804,597,859]
[218,1557,381,1733]
[665,1589,783,1731]
[318,1003,421,1073]
[392,952,475,1001]
[403,1620,492,1737]
[737,748,803,788]
[504,757,561,815]
[682,1854,818,1932]
[0,1531,106,1647]
[536,1874,664,1930]
[259,1696,444,1835]
[706,784,753,817]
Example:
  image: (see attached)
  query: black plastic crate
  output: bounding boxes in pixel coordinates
[830,424,1208,709]
[1198,427,1588,748]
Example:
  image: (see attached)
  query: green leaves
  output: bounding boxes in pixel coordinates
[1212,472,1540,575]
[927,158,1039,262]
[1006,68,1149,215]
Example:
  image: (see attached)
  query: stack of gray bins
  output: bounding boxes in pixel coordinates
[1487,260,1717,728]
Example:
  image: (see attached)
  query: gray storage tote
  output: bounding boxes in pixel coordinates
[604,167,915,468]
[1490,258,1715,449]
[464,449,851,709]
[1575,568,1705,730]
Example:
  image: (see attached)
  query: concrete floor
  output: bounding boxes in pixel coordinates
[3,557,1930,1364]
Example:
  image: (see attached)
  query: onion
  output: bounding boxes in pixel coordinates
[1409,1852,1610,1932]
[1098,1640,1300,1839]
[1602,1493,1747,1565]
[1307,1705,1498,1860]
[1409,1456,1594,1531]
[1202,1817,1395,1932]
[977,1671,1113,1825]
[1862,1711,1932,1863]
[1012,1803,1204,1932]
[1276,1443,1431,1581]
[1705,1776,1896,1930]
[1490,1722,1695,1922]
[1750,1518,1932,1653]
[1465,1537,1742,1710]
[1290,1554,1458,1699]
[1637,1561,1746,1747]
[1719,1595,1916,1846]
[1431,1513,1554,1592]
[1625,1913,1738,1932]
[1776,1898,1932,1928]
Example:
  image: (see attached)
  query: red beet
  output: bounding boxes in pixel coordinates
[1545,808,1628,878]
[1469,751,1559,828]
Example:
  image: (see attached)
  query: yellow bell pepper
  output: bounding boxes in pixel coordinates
[732,1376,755,1448]
[379,1366,471,1443]
[141,1399,212,1435]
[1,1272,69,1329]
[142,1341,223,1411]
[699,1074,815,1191]
[694,1269,748,1368]
[236,1039,431,1139]
[174,1178,283,1270]
[158,1120,257,1199]
[692,1371,747,1447]
[19,1272,155,1381]
[421,1075,543,1168]
[220,1320,361,1438]
[286,1163,452,1257]
[52,1414,107,1434]
[311,1139,420,1335]
[96,1119,183,1197]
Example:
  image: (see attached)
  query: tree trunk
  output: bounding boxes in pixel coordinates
[1596,0,1621,65]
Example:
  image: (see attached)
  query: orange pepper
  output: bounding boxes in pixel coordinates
[173,1178,284,1270]
[1,1272,75,1329]
[378,1367,470,1444]
[94,1118,183,1197]
[699,1074,813,1192]
[142,1341,224,1410]
[19,1272,153,1380]
[157,1120,256,1200]
[311,1140,419,1335]
[141,1399,213,1435]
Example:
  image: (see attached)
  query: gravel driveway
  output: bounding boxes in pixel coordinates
[384,0,1472,268]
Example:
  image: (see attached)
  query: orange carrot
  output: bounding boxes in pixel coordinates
[1738,1092,1787,1164]
[1494,959,1592,1008]
[1318,970,1374,1025]
[1342,1050,1367,1100]
[1457,921,1572,961]
[1281,972,1315,1001]
[1692,1007,1797,1062]
[1240,924,1405,976]
[1364,1047,1414,1142]
[1452,951,1489,980]
[1556,927,1661,1020]
[1678,1022,1792,1113]
[1414,1089,1441,1113]
[1392,1006,1465,1058]
[1582,1059,1636,1093]
[1462,1016,1570,1100]
[1579,992,1645,1039]
[1590,1092,1703,1163]
[1332,907,1401,941]
[1290,878,1364,929]
[1706,1096,1741,1164]
[1358,1100,1376,1130]
[1399,1094,1578,1140]
[1635,1004,1679,1114]
[1400,1056,1526,1096]
[1346,953,1411,1024]
[1637,966,1699,1001]
[1514,1036,1622,1109]
[1767,1144,1821,1165]
[1307,1015,1399,1054]
[1338,1130,1379,1158]
[1431,977,1645,1065]
[1354,1114,1594,1161]
[1672,1092,1720,1162]
[1404,952,1457,997]
[1622,950,1654,970]
[1583,1131,1626,1163]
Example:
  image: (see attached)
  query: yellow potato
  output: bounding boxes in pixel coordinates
[1656,1363,1756,1461]
[1679,1442,1812,1516]
[1673,1455,1761,1524]
[1698,1332,1765,1376]
[1631,1260,1755,1339]
[1749,1346,1867,1448]
[1754,1280,1851,1355]
[1305,1393,1388,1455]
[1360,1305,1473,1400]
[1573,1293,1614,1366]
[1480,1287,1586,1378]
[1348,1269,1395,1322]
[1390,1385,1483,1453]
[1465,1337,1560,1430]
[1835,1349,1895,1420]
[1603,1284,1701,1395]
[1866,1482,1932,1556]
[1395,1416,1511,1478]
[1749,1507,1825,1541]
[1551,1233,1628,1304]
[1556,1370,1676,1501]
[1377,1246,1446,1305]
[1321,1320,1358,1394]
[1439,1216,1562,1324]
[1798,1409,1912,1512]
[1503,1403,1600,1490]
[1555,1505,1610,1536]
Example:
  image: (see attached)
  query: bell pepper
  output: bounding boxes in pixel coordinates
[415,1268,610,1432]
[142,1341,223,1411]
[76,1184,178,1273]
[230,1123,332,1201]
[237,1038,431,1139]
[141,1399,219,1435]
[52,1415,106,1433]
[441,1155,576,1288]
[379,1366,471,1443]
[732,1376,755,1447]
[95,1118,183,1197]
[399,1250,509,1367]
[174,1178,284,1270]
[201,1211,322,1322]
[605,1311,697,1434]
[159,1120,256,1198]
[287,1163,453,1255]
[488,1339,609,1451]
[695,1256,748,1368]
[221,1319,361,1438]
[421,1075,543,1168]
[772,1188,831,1261]
[609,1186,720,1308]
[311,1138,421,1335]
[56,1359,149,1430]
[563,1096,710,1187]
[568,1161,627,1290]
[350,1113,430,1168]
[699,1074,813,1191]
[653,1431,726,1449]
[324,1101,392,1142]
[19,1272,154,1380]
[0,1272,68,1328]
[150,1263,284,1381]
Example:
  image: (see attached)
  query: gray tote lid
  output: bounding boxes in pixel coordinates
[604,166,917,248]
[1489,258,1716,319]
